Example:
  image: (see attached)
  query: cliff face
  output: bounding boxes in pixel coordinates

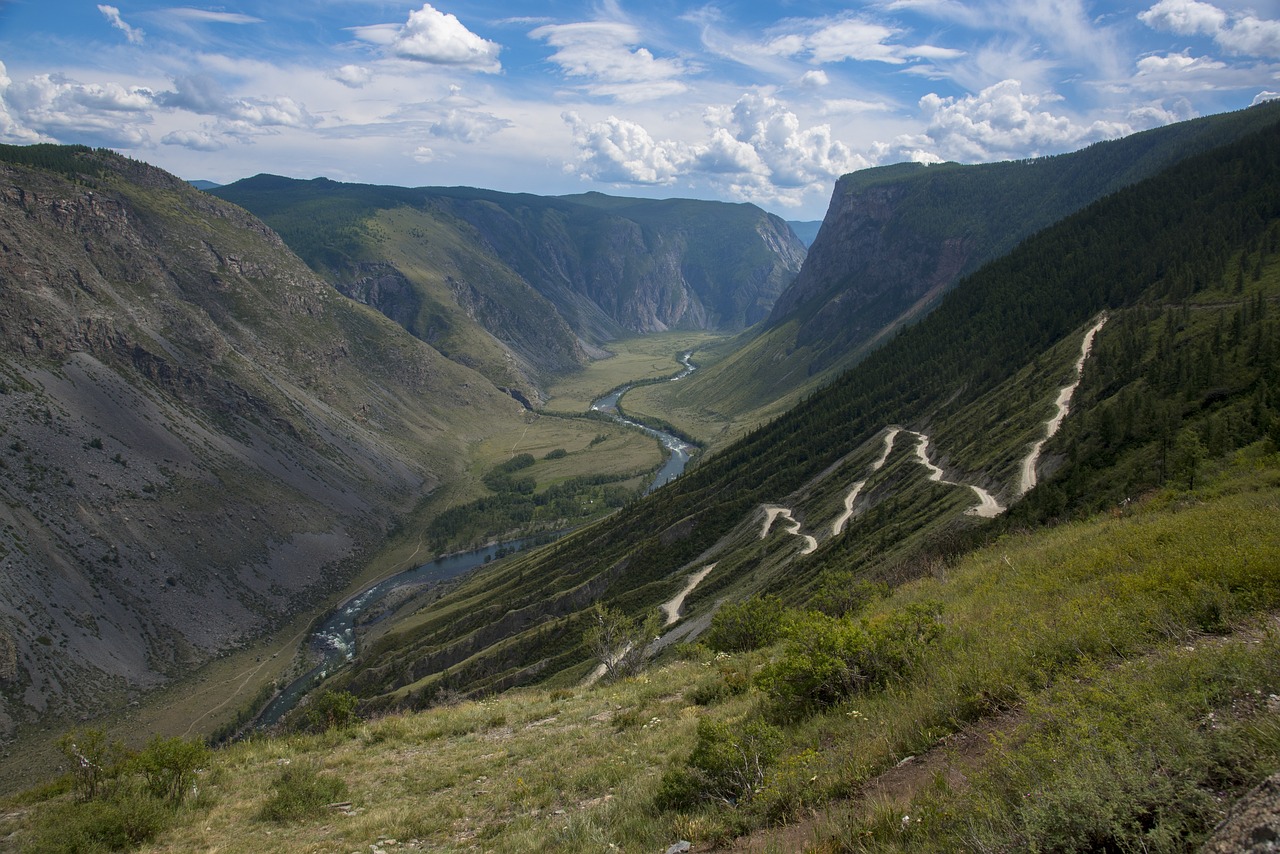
[212,180,808,388]
[0,149,521,734]
[771,178,976,374]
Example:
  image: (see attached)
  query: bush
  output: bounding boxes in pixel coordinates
[756,603,943,719]
[258,764,348,823]
[134,735,210,805]
[656,716,783,810]
[704,595,787,653]
[304,690,360,732]
[57,728,130,802]
[811,572,889,617]
[28,788,171,853]
[583,604,661,682]
[687,657,751,706]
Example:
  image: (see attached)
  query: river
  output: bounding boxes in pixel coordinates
[251,537,545,729]
[590,350,699,493]
[250,352,698,728]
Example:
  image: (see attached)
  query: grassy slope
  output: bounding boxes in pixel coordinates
[8,456,1278,852]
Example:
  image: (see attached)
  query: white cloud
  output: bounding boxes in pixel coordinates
[1132,50,1235,92]
[3,73,153,147]
[563,111,688,184]
[1138,0,1227,36]
[98,5,144,45]
[161,129,226,151]
[157,9,263,26]
[429,109,511,142]
[1254,90,1280,104]
[759,14,964,66]
[710,92,867,189]
[412,145,437,162]
[904,79,1133,161]
[158,75,316,129]
[800,70,829,88]
[562,91,865,207]
[390,4,502,72]
[329,65,373,89]
[0,61,47,144]
[1140,0,1280,58]
[531,21,692,102]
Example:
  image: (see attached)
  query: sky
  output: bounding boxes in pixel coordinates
[0,1,1278,220]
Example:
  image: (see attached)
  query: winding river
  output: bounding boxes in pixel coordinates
[251,352,699,728]
[590,350,699,494]
[251,537,546,729]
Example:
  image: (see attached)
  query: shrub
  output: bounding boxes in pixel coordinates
[304,689,360,732]
[28,787,171,853]
[134,735,210,805]
[583,603,661,681]
[810,572,889,618]
[258,764,348,823]
[544,448,568,460]
[704,595,787,652]
[756,603,943,719]
[656,716,783,810]
[57,728,130,802]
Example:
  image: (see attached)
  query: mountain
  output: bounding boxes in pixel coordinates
[210,179,807,404]
[0,145,527,736]
[331,110,1280,714]
[645,101,1280,436]
[187,180,221,190]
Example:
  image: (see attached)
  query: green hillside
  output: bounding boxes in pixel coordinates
[334,109,1280,713]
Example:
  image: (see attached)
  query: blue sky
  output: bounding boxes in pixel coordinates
[0,1,1277,219]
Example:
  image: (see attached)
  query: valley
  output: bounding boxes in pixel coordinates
[3,103,1280,852]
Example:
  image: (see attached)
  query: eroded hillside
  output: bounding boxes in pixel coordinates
[0,147,526,734]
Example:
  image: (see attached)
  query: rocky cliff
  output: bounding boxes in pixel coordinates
[0,147,522,735]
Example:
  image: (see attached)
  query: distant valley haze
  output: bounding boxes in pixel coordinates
[2,0,1279,220]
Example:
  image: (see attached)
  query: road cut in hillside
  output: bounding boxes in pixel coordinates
[661,564,717,626]
[833,427,901,536]
[907,430,1005,518]
[1019,314,1109,496]
[761,506,818,554]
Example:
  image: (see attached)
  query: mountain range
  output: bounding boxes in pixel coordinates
[1,102,1279,850]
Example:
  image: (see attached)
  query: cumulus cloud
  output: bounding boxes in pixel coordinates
[531,21,692,102]
[800,70,830,88]
[428,109,512,142]
[708,92,867,189]
[390,4,502,71]
[1254,90,1280,104]
[903,79,1133,161]
[562,91,865,206]
[2,72,155,146]
[98,5,144,45]
[161,129,226,151]
[1140,0,1280,58]
[563,112,687,184]
[0,61,47,144]
[329,65,373,89]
